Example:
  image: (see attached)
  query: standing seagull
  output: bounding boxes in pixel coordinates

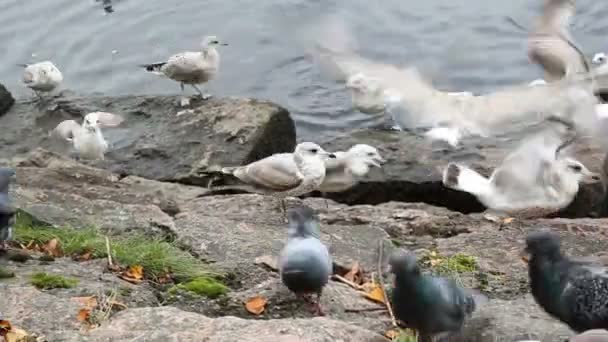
[523,230,608,333]
[141,35,227,100]
[0,168,16,251]
[52,112,124,160]
[528,0,589,82]
[279,206,332,315]
[442,122,600,218]
[211,142,336,218]
[18,61,63,98]
[388,249,486,341]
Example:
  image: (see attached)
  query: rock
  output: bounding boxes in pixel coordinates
[320,129,606,217]
[0,83,14,117]
[86,307,388,342]
[0,95,295,186]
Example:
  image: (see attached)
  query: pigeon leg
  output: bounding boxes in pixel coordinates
[312,292,325,316]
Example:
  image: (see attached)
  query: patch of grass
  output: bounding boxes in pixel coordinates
[168,276,228,299]
[392,329,418,342]
[419,251,478,276]
[0,267,15,279]
[31,272,79,289]
[13,211,216,281]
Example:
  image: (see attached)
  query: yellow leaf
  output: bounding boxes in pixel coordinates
[118,264,144,284]
[71,296,98,309]
[4,327,30,342]
[76,308,91,322]
[362,283,386,304]
[385,329,400,339]
[41,238,63,257]
[344,261,362,284]
[503,217,514,224]
[0,320,12,335]
[245,296,267,315]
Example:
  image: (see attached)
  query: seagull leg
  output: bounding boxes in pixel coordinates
[322,192,329,210]
[191,85,211,100]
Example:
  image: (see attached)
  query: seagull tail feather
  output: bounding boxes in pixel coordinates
[16,64,29,68]
[140,62,166,72]
[442,163,491,196]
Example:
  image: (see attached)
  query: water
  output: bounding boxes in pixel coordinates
[1,0,607,140]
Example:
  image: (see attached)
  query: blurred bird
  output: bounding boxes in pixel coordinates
[388,249,487,341]
[141,35,227,100]
[0,168,16,251]
[524,230,608,333]
[18,61,63,99]
[51,112,124,160]
[279,206,332,315]
[570,329,608,342]
[319,144,385,193]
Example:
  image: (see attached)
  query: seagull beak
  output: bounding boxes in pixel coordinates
[372,155,386,168]
[583,171,601,184]
[220,43,229,46]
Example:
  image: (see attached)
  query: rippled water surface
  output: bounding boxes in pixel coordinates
[1,0,607,139]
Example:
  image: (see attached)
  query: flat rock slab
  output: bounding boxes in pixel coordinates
[0,95,295,186]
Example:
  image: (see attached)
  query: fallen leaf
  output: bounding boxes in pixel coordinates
[41,238,63,257]
[118,264,144,284]
[245,296,267,315]
[503,217,514,224]
[254,255,279,272]
[71,296,98,310]
[384,329,400,339]
[154,270,173,285]
[4,327,30,342]
[73,250,93,262]
[0,320,11,336]
[361,283,386,304]
[76,308,91,323]
[344,261,362,284]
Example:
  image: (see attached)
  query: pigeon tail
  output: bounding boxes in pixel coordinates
[442,163,492,197]
[463,289,488,315]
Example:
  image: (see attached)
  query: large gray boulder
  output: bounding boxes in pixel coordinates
[0,95,296,185]
[0,83,14,117]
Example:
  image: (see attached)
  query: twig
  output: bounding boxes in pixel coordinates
[105,236,113,267]
[504,16,528,32]
[344,307,387,313]
[331,274,365,291]
[378,240,398,327]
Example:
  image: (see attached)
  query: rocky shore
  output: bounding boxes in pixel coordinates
[1,88,607,341]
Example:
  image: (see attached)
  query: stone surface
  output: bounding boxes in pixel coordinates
[319,129,606,217]
[0,83,14,116]
[0,95,295,186]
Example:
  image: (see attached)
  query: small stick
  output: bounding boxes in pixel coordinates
[344,307,387,313]
[504,16,528,32]
[377,240,398,327]
[105,236,113,267]
[331,274,365,291]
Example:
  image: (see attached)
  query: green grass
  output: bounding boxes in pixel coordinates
[31,272,79,289]
[14,211,217,281]
[391,329,418,342]
[419,251,478,276]
[168,276,228,298]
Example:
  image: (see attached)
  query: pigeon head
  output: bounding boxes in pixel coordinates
[287,206,320,239]
[0,168,16,193]
[525,230,562,261]
[347,144,385,169]
[388,249,420,278]
[592,52,607,66]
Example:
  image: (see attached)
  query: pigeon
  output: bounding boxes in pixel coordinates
[51,112,124,160]
[0,168,16,251]
[388,249,486,340]
[211,142,336,218]
[442,121,600,218]
[524,230,608,333]
[18,61,63,98]
[141,35,227,100]
[278,206,332,315]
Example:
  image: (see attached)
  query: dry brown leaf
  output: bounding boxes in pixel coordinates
[344,261,362,284]
[76,308,91,323]
[73,250,93,262]
[0,320,11,337]
[4,327,30,342]
[41,238,63,257]
[503,217,514,224]
[245,296,267,315]
[384,329,400,339]
[118,265,144,284]
[362,283,386,304]
[71,296,98,309]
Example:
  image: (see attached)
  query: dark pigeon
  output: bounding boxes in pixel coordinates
[388,248,487,341]
[278,206,332,315]
[525,230,608,333]
[0,168,16,250]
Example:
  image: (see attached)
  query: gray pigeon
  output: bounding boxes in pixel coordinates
[525,230,608,333]
[278,206,332,315]
[0,168,16,250]
[388,249,487,341]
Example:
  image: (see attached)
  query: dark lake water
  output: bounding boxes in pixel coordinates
[1,0,607,140]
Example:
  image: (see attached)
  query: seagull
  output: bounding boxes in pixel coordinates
[210,142,336,218]
[319,144,385,193]
[279,206,332,316]
[141,35,227,100]
[51,112,124,160]
[528,0,589,82]
[442,121,600,218]
[18,61,63,98]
